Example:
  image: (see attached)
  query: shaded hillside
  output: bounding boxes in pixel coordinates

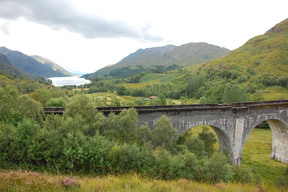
[200,18,288,75]
[0,47,71,78]
[31,55,74,76]
[87,42,229,78]
[0,53,22,77]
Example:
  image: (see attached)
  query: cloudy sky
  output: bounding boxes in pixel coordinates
[0,0,287,74]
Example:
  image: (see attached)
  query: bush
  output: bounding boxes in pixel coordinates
[184,135,206,158]
[152,115,178,153]
[108,143,142,173]
[232,166,253,183]
[82,134,114,174]
[46,97,66,107]
[199,153,232,183]
[0,122,18,168]
[153,147,172,179]
[198,127,217,157]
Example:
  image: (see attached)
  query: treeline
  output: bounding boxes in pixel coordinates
[86,65,288,104]
[0,90,253,184]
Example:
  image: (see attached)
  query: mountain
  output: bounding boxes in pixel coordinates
[31,55,74,76]
[200,18,288,75]
[87,42,230,78]
[0,47,72,78]
[0,53,22,77]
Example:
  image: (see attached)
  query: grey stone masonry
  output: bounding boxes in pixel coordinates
[44,100,288,165]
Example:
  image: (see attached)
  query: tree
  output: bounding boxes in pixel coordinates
[29,89,52,105]
[0,85,21,125]
[184,135,206,158]
[222,84,247,103]
[138,125,152,144]
[64,94,96,123]
[198,126,217,157]
[117,108,139,143]
[116,86,126,96]
[103,108,139,144]
[152,115,178,152]
[17,95,44,121]
[186,75,205,97]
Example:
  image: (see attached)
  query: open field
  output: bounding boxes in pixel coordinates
[242,128,287,184]
[260,86,288,100]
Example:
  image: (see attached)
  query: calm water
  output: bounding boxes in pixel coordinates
[48,76,91,86]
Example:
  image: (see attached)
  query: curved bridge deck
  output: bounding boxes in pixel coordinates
[44,100,288,165]
[44,100,288,115]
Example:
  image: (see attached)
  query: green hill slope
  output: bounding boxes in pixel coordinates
[200,18,288,75]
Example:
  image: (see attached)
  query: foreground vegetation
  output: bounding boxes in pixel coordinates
[0,170,283,192]
[1,127,288,191]
[0,86,243,183]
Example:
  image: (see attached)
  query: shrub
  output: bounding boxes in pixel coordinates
[199,153,232,183]
[198,127,217,157]
[232,166,253,183]
[152,115,178,153]
[153,147,172,179]
[46,97,66,107]
[184,135,206,158]
[108,143,142,173]
[81,134,114,174]
[0,122,18,168]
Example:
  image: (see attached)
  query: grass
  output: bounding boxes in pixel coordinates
[139,73,177,83]
[242,128,287,184]
[260,86,288,100]
[83,92,199,107]
[0,170,283,192]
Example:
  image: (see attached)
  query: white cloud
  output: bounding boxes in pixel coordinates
[0,0,287,73]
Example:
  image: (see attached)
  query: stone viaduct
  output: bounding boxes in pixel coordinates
[44,100,288,165]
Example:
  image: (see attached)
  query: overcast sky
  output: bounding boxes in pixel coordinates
[0,0,287,74]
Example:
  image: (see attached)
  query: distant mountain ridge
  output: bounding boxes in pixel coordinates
[31,55,74,77]
[0,53,22,77]
[87,42,230,78]
[0,47,73,78]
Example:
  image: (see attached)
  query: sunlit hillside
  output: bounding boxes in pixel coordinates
[199,18,288,75]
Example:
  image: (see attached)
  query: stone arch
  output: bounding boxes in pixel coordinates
[182,123,232,154]
[243,117,288,163]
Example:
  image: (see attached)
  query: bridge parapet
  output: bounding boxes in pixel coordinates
[44,100,288,115]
